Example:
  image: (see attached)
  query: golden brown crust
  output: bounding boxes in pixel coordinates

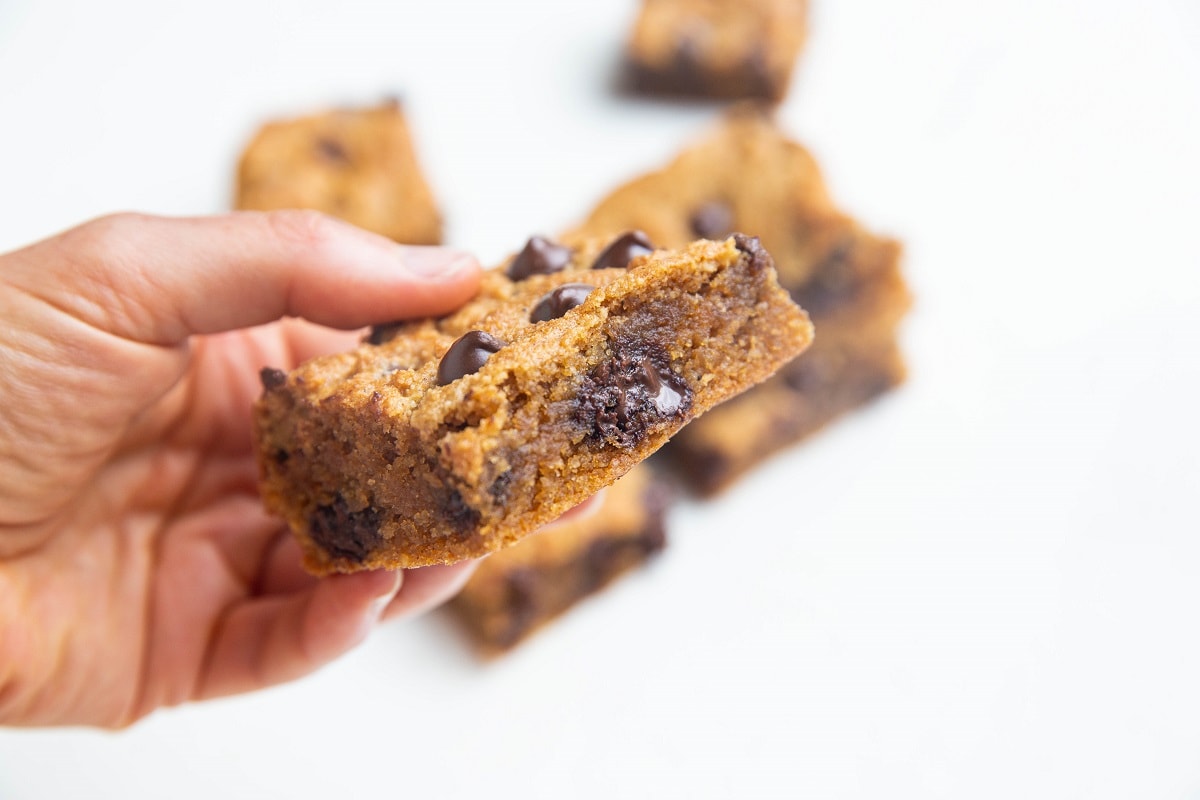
[254,234,812,574]
[234,100,442,244]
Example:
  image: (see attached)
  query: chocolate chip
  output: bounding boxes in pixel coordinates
[367,322,402,345]
[638,517,668,555]
[591,231,654,271]
[659,34,710,95]
[315,137,350,164]
[732,233,774,273]
[444,487,481,532]
[497,568,541,647]
[507,236,574,280]
[793,239,858,315]
[259,367,287,392]
[529,283,595,323]
[744,46,777,99]
[782,353,830,393]
[436,331,506,385]
[574,341,692,448]
[689,201,734,239]
[309,497,383,562]
[581,537,629,591]
[677,447,733,497]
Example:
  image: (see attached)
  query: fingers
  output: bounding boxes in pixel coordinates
[6,210,482,346]
[196,569,401,700]
[381,561,480,622]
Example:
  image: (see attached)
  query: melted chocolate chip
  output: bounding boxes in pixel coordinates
[310,497,383,562]
[591,231,654,271]
[444,488,481,532]
[259,367,287,392]
[732,233,774,273]
[574,341,693,448]
[529,283,595,323]
[315,137,350,164]
[436,331,506,386]
[507,236,574,280]
[689,201,734,239]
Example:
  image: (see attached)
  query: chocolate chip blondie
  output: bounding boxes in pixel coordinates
[449,464,671,653]
[234,99,442,244]
[624,0,808,102]
[255,233,812,574]
[567,107,911,494]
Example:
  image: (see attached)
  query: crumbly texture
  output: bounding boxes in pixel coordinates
[449,464,670,653]
[567,108,911,494]
[624,0,808,102]
[255,233,812,574]
[234,100,442,244]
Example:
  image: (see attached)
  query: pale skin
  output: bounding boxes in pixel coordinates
[0,210,488,728]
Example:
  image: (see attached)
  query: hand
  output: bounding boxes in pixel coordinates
[0,211,482,727]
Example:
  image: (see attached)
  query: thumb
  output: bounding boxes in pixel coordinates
[3,210,481,345]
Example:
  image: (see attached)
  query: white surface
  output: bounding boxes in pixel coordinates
[2,0,1200,797]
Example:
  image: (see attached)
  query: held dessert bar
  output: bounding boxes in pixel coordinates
[234,99,443,245]
[624,0,808,102]
[450,464,671,653]
[567,108,911,494]
[254,233,812,574]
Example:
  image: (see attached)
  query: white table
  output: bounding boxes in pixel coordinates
[2,1,1199,797]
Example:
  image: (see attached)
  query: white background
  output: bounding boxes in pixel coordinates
[2,0,1200,797]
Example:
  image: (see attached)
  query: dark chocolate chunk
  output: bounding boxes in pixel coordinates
[315,137,350,164]
[689,201,734,239]
[437,331,506,386]
[444,487,482,532]
[732,233,774,274]
[259,367,287,392]
[529,283,595,323]
[792,239,859,315]
[591,231,654,271]
[490,470,513,503]
[743,46,778,99]
[574,340,693,448]
[507,236,574,280]
[367,322,402,345]
[310,497,383,562]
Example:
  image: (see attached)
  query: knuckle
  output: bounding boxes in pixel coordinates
[74,212,149,252]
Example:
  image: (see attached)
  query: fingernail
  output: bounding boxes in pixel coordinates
[368,572,403,621]
[401,246,478,279]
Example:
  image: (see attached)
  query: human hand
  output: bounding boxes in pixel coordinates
[0,211,482,727]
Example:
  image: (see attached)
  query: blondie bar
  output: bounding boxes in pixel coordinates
[234,99,442,244]
[567,108,911,494]
[255,233,812,573]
